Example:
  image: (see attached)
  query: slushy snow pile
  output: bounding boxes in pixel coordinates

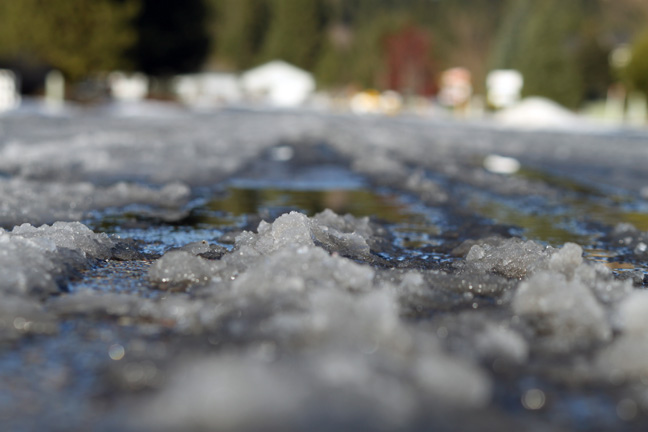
[136,211,495,430]
[0,210,641,430]
[113,210,637,430]
[3,111,648,430]
[0,221,117,297]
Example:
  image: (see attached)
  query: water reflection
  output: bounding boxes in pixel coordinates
[468,199,595,246]
[468,166,648,250]
[195,187,423,225]
[189,187,445,253]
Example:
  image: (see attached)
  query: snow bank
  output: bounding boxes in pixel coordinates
[596,291,648,381]
[0,221,126,297]
[0,178,190,227]
[495,97,579,129]
[132,210,494,429]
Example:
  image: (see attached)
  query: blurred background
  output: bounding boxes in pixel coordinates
[0,0,647,123]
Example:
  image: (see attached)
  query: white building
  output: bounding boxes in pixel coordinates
[486,69,523,109]
[0,69,20,112]
[109,71,149,102]
[240,60,315,108]
[173,72,241,107]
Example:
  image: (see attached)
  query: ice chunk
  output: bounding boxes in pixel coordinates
[232,246,375,298]
[311,209,373,257]
[253,211,315,253]
[149,251,223,290]
[513,271,611,351]
[170,240,227,260]
[0,233,61,296]
[452,236,508,257]
[463,238,553,279]
[462,240,587,282]
[547,242,583,279]
[303,289,405,351]
[234,210,373,260]
[575,263,632,305]
[13,221,114,259]
[0,221,151,297]
[313,208,373,240]
[389,268,515,314]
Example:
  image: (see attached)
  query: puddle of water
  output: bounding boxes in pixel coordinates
[515,167,609,198]
[70,260,157,297]
[110,226,226,256]
[196,187,408,223]
[186,186,449,259]
[229,164,367,192]
[469,165,648,249]
[465,165,648,275]
[583,248,618,263]
[468,196,648,275]
[468,198,595,246]
[581,248,638,274]
[191,186,442,236]
[516,166,648,232]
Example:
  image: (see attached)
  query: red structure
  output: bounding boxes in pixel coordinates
[384,26,437,96]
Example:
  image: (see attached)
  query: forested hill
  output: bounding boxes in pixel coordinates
[0,0,647,107]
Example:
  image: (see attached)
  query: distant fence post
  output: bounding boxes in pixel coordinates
[45,70,65,109]
[0,69,20,112]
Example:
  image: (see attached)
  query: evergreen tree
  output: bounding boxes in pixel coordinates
[261,0,326,70]
[430,0,506,94]
[625,30,648,97]
[0,0,138,81]
[489,0,532,70]
[490,0,588,108]
[128,0,210,76]
[210,0,269,69]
